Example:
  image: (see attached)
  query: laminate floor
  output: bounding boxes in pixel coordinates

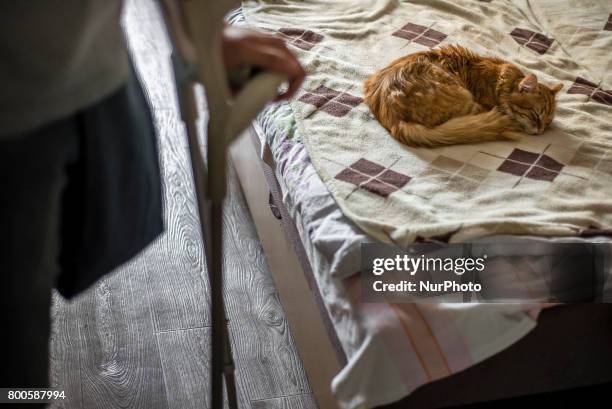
[49,1,317,408]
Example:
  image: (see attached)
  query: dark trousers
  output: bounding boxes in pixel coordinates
[0,69,163,391]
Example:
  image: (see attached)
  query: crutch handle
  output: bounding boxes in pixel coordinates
[225,70,286,143]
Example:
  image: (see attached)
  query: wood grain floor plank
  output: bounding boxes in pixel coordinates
[123,0,165,22]
[77,257,168,409]
[49,292,83,409]
[221,163,313,401]
[144,108,211,332]
[156,328,210,409]
[157,327,251,409]
[123,0,178,113]
[251,393,318,409]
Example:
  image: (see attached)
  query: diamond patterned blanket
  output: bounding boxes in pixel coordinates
[242,0,612,245]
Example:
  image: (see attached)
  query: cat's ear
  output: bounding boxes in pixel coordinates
[550,83,563,94]
[519,74,538,93]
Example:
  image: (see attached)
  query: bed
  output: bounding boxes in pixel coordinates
[228,2,612,408]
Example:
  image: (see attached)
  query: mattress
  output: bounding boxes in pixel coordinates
[230,5,612,409]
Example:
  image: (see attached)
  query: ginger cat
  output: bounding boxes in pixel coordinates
[364,45,563,147]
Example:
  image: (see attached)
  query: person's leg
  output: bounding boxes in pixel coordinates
[55,66,163,298]
[0,63,163,395]
[0,120,78,391]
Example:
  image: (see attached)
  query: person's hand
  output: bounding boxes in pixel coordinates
[222,26,305,100]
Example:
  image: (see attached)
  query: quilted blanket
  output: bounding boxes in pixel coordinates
[242,0,612,245]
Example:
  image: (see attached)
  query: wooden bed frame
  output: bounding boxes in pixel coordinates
[230,126,612,409]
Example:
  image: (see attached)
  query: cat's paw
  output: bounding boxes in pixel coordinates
[501,130,525,141]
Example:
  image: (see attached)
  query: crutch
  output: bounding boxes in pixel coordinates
[161,1,286,408]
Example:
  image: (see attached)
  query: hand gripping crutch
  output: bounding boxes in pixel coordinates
[161,1,286,408]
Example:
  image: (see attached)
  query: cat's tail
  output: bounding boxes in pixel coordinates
[390,109,523,148]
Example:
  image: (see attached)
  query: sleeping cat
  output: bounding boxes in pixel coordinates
[363,45,563,147]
